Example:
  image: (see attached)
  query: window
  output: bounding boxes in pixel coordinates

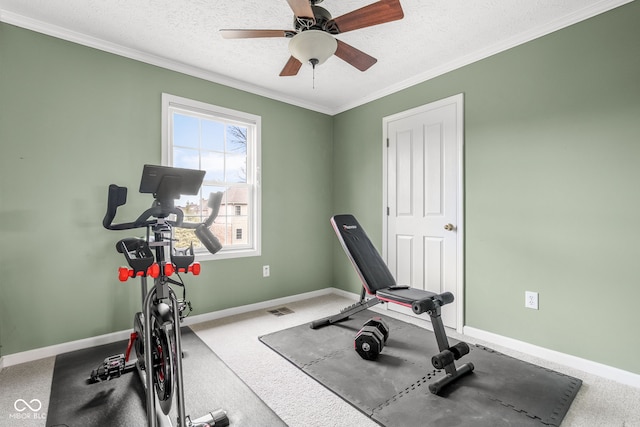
[162,93,261,259]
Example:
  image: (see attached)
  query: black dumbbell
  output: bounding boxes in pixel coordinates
[355,326,384,360]
[354,318,391,360]
[363,317,390,343]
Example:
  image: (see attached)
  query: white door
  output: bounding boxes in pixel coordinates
[383,94,463,331]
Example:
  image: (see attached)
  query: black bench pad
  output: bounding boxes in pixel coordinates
[376,287,439,306]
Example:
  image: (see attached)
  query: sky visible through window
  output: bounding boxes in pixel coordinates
[163,93,259,256]
[172,112,247,208]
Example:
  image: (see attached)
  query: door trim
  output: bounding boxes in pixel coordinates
[382,93,465,333]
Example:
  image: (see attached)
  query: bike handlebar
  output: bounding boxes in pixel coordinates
[102,184,224,255]
[179,191,224,254]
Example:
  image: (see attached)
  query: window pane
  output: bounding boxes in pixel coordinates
[226,186,248,207]
[201,151,224,181]
[174,228,199,250]
[211,186,250,248]
[173,113,199,148]
[227,125,247,151]
[173,147,200,170]
[226,152,247,183]
[202,119,225,151]
[177,193,201,214]
[201,185,226,201]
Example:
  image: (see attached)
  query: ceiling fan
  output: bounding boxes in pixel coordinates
[220,0,404,76]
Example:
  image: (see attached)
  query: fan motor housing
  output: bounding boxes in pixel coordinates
[294,5,338,34]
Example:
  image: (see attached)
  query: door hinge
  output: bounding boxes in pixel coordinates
[386,138,389,148]
[387,207,390,216]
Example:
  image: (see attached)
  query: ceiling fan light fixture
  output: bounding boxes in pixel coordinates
[288,30,337,66]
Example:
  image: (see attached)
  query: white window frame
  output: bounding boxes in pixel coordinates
[161,93,261,260]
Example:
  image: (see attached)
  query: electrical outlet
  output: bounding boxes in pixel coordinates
[525,291,539,310]
[262,265,270,277]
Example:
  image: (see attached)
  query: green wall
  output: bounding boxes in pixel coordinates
[0,23,334,356]
[1,1,639,377]
[333,2,640,374]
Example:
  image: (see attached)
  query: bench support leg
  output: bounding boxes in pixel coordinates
[310,292,381,329]
[427,306,474,394]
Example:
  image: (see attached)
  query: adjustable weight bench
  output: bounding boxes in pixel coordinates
[311,214,474,394]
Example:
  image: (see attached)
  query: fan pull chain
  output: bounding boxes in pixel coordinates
[310,58,319,89]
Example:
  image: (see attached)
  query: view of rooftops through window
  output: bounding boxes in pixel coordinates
[169,110,252,253]
[173,185,249,251]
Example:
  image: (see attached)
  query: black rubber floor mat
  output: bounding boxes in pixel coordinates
[260,310,581,427]
[47,327,286,426]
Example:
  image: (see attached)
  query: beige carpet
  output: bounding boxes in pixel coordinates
[2,293,640,427]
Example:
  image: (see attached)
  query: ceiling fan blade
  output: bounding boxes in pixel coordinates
[280,56,303,76]
[285,0,315,21]
[220,29,289,39]
[334,40,377,71]
[330,0,404,34]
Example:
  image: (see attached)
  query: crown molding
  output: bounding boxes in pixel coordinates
[1,0,633,116]
[0,9,334,115]
[333,0,634,114]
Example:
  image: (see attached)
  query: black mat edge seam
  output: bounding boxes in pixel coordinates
[259,318,582,427]
[371,373,439,414]
[474,344,583,426]
[301,349,348,368]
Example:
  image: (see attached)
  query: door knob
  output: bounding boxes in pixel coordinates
[444,223,455,231]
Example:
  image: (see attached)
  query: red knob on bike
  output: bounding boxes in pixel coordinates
[189,263,201,275]
[164,263,175,276]
[118,267,131,282]
[148,263,160,278]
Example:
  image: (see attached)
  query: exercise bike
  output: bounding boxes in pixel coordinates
[92,164,229,427]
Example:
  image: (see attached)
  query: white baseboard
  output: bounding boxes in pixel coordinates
[464,326,640,389]
[181,287,339,326]
[0,287,339,370]
[0,329,133,371]
[3,287,638,391]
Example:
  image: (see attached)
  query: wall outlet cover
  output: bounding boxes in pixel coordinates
[525,291,539,310]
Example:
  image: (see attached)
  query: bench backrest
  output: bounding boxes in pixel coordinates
[331,214,396,294]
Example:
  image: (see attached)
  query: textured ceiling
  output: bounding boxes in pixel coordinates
[0,0,630,114]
